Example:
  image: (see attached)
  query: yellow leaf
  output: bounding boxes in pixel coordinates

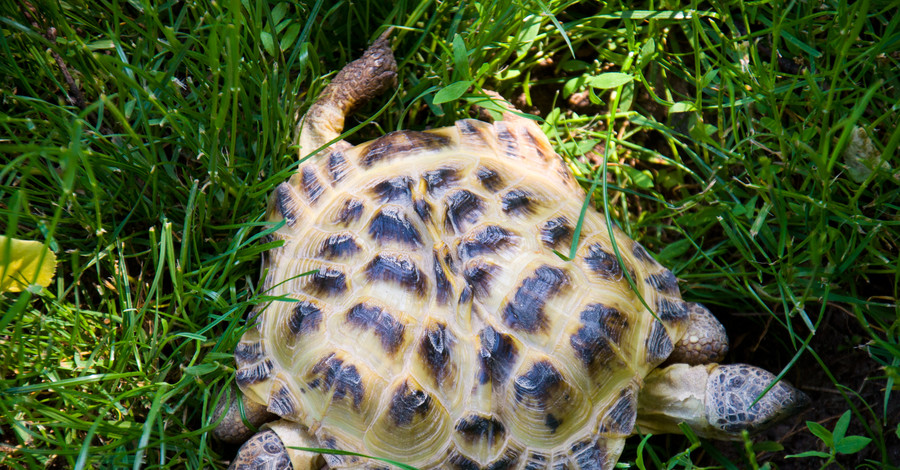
[0,235,57,292]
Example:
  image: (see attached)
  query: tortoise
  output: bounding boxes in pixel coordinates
[213,32,809,470]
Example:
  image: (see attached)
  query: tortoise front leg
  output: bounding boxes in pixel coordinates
[667,302,729,365]
[229,429,292,470]
[231,421,326,470]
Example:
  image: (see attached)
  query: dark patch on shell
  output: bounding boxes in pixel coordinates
[584,243,622,280]
[646,321,674,363]
[540,217,572,248]
[463,261,500,300]
[457,225,519,260]
[448,450,518,470]
[433,250,453,305]
[502,265,569,333]
[657,298,689,322]
[346,303,406,355]
[268,386,297,417]
[274,183,299,227]
[419,322,452,385]
[496,125,519,160]
[308,354,364,408]
[458,284,473,306]
[414,199,432,222]
[444,189,485,233]
[513,360,562,407]
[308,267,348,296]
[570,303,627,367]
[455,414,506,445]
[522,451,548,470]
[478,326,518,385]
[646,270,679,294]
[365,254,426,295]
[389,381,431,426]
[360,130,450,168]
[456,119,492,146]
[288,300,323,336]
[236,359,273,386]
[443,249,458,274]
[368,206,423,248]
[372,175,413,203]
[476,166,503,192]
[423,167,460,194]
[327,150,349,184]
[569,439,608,470]
[598,388,637,435]
[319,233,362,260]
[545,413,562,433]
[234,341,264,364]
[501,188,535,215]
[632,241,655,263]
[301,166,324,205]
[334,198,364,225]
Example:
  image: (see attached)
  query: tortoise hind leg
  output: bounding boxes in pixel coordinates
[297,29,398,158]
[213,385,277,444]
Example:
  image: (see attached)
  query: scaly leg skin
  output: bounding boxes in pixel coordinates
[296,29,398,158]
[706,364,810,435]
[667,302,729,365]
[228,429,292,470]
[230,420,325,470]
[213,385,277,444]
[636,363,809,440]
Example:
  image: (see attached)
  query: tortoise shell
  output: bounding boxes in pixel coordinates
[233,115,690,469]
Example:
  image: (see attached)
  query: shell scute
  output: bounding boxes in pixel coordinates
[475,165,505,193]
[364,253,428,297]
[368,205,424,248]
[569,303,627,368]
[456,225,520,260]
[501,264,570,334]
[332,196,366,226]
[326,149,351,184]
[364,376,452,465]
[318,232,363,260]
[444,189,487,234]
[477,326,521,386]
[370,175,414,204]
[504,355,592,447]
[287,299,324,336]
[358,130,451,168]
[424,166,463,194]
[344,301,407,356]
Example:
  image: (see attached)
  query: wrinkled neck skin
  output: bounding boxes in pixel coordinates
[636,363,720,438]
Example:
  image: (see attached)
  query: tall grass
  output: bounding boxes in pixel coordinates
[1,0,897,468]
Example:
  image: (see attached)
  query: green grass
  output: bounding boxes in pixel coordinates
[1,0,898,468]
